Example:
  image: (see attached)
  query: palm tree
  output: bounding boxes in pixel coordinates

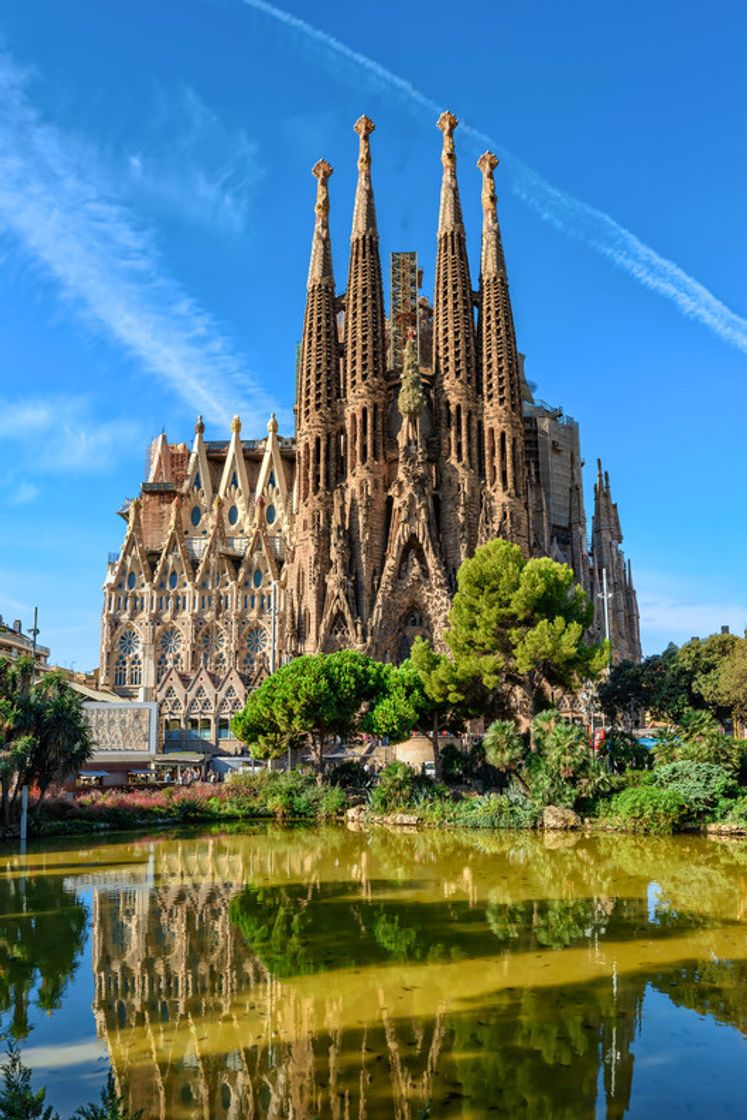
[483,720,530,794]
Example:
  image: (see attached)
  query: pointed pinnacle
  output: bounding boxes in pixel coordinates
[312,159,333,217]
[354,115,375,169]
[437,111,458,166]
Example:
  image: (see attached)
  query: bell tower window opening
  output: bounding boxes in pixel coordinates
[361,407,368,465]
[500,431,509,491]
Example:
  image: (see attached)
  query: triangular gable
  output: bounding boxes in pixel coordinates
[237,525,281,585]
[218,417,252,533]
[255,415,289,511]
[153,499,194,587]
[185,666,218,704]
[111,499,153,588]
[194,506,232,585]
[148,433,172,483]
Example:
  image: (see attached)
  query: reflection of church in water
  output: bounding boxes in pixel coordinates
[90,832,663,1120]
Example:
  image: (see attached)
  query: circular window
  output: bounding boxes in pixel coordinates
[253,569,263,588]
[118,629,140,655]
[228,505,239,526]
[266,504,276,525]
[127,571,136,590]
[190,506,201,527]
[244,627,268,668]
[161,628,182,655]
[168,572,178,590]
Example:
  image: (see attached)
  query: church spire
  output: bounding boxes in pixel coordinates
[307,158,334,285]
[343,116,386,397]
[433,112,477,391]
[337,115,388,638]
[477,150,528,551]
[433,112,480,578]
[297,159,339,431]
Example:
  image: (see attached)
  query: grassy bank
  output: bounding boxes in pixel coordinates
[14,755,747,839]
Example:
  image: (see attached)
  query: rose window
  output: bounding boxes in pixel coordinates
[243,627,268,673]
[161,628,182,656]
[118,629,140,656]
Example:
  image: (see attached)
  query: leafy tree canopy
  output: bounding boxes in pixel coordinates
[0,658,93,823]
[232,651,426,773]
[424,541,606,719]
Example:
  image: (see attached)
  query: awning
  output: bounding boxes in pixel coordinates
[153,752,205,764]
[78,771,110,779]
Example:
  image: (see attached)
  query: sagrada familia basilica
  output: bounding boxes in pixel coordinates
[99,113,640,744]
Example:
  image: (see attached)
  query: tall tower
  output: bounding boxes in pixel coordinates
[476,151,529,552]
[339,115,388,635]
[591,461,641,663]
[290,158,340,652]
[433,112,481,581]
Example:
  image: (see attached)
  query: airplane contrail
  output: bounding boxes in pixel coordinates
[243,0,747,357]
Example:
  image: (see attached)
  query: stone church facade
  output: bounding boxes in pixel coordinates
[99,114,640,748]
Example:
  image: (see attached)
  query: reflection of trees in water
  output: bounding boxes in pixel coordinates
[84,827,747,1119]
[0,860,88,1039]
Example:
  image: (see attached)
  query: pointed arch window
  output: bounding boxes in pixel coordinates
[114,628,141,688]
[242,626,268,675]
[230,471,239,490]
[157,627,183,682]
[193,472,202,491]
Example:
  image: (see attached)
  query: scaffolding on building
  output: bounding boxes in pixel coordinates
[389,251,419,374]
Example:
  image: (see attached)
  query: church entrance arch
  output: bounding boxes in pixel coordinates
[396,608,432,663]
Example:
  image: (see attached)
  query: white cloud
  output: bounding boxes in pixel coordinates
[636,569,747,652]
[123,86,262,235]
[7,480,39,505]
[243,0,747,361]
[0,394,139,473]
[0,55,280,429]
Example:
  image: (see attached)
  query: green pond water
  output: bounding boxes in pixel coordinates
[1,826,747,1119]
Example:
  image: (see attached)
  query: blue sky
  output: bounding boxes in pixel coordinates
[1,0,745,669]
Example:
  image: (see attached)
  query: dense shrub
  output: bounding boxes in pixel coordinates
[724,796,747,825]
[605,786,689,834]
[650,761,737,821]
[440,743,468,785]
[369,762,416,812]
[419,790,538,830]
[652,710,743,771]
[601,730,652,772]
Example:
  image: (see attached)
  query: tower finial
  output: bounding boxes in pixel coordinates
[231,414,241,434]
[195,414,205,435]
[477,151,506,278]
[437,111,458,167]
[307,160,334,287]
[354,115,375,170]
[350,116,378,238]
[477,151,499,209]
[312,159,333,218]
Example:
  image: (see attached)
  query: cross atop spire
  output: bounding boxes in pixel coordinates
[307,159,334,286]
